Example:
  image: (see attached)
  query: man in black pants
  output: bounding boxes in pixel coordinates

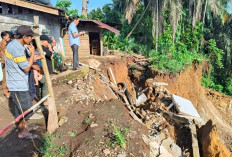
[5,25,38,139]
[68,16,84,70]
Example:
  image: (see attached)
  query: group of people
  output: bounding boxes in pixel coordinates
[0,26,62,139]
[0,16,83,139]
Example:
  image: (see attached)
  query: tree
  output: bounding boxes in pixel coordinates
[82,0,88,17]
[56,0,78,16]
[88,8,104,21]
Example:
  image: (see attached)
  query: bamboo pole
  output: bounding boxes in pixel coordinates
[33,16,58,134]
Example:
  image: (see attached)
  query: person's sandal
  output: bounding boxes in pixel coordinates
[18,133,38,140]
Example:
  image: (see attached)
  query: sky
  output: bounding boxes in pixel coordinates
[51,0,113,14]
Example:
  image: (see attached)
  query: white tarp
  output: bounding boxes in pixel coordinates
[172,95,201,118]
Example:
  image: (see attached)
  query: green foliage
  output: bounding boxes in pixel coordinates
[69,131,77,137]
[57,145,68,156]
[39,133,69,157]
[88,8,105,21]
[82,119,89,124]
[201,75,224,93]
[39,133,57,157]
[205,39,224,68]
[56,0,78,16]
[108,126,129,148]
[225,74,232,95]
[150,23,203,73]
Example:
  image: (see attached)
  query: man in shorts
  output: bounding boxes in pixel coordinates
[5,25,38,139]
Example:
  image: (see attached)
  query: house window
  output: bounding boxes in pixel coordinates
[0,3,2,14]
[7,4,12,14]
[18,6,22,14]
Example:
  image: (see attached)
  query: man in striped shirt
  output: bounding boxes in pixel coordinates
[5,25,38,139]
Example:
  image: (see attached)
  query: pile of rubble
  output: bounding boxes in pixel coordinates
[55,58,231,157]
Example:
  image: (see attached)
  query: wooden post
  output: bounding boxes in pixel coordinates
[33,16,58,134]
[100,30,103,56]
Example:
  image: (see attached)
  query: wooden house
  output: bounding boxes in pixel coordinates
[64,19,120,57]
[0,0,65,43]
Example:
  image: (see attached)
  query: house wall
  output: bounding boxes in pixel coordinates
[64,22,102,58]
[0,3,61,41]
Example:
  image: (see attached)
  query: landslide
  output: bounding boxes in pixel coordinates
[129,56,232,151]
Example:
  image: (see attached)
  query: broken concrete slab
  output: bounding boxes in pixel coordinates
[161,138,175,155]
[159,144,173,157]
[170,143,182,157]
[172,95,201,118]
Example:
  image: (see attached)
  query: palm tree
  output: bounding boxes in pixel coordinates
[82,0,88,17]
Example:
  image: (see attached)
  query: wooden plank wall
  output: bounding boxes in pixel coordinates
[64,33,90,58]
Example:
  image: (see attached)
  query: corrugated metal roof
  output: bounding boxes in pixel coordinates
[80,19,120,35]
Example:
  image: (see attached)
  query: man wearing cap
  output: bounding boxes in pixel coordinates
[68,16,84,70]
[5,25,38,139]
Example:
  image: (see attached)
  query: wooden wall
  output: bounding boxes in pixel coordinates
[64,33,90,58]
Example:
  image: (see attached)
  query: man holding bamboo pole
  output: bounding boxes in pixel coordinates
[5,25,39,139]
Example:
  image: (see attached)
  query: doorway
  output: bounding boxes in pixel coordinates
[89,32,100,56]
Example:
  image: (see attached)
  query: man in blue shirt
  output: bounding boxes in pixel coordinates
[6,25,38,139]
[68,16,84,70]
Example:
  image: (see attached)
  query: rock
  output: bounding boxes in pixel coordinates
[170,143,182,157]
[117,152,127,157]
[103,148,111,156]
[159,145,173,157]
[142,134,160,156]
[161,138,175,155]
[89,113,93,118]
[59,106,67,119]
[58,116,68,126]
[67,80,73,85]
[90,123,99,128]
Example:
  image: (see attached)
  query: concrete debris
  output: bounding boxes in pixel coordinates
[172,95,201,118]
[136,93,148,106]
[85,59,101,68]
[153,82,168,86]
[170,143,182,157]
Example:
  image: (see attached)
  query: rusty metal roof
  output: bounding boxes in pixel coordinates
[80,19,120,35]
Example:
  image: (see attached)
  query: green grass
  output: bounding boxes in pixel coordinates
[39,133,68,157]
[57,145,68,156]
[82,119,89,124]
[108,126,130,148]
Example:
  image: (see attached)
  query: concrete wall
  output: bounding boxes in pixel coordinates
[0,6,61,41]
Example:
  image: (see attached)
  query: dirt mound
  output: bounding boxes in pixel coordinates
[205,89,232,109]
[198,120,231,157]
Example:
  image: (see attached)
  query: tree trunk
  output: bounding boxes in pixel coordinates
[202,0,208,24]
[155,0,159,52]
[82,0,88,17]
